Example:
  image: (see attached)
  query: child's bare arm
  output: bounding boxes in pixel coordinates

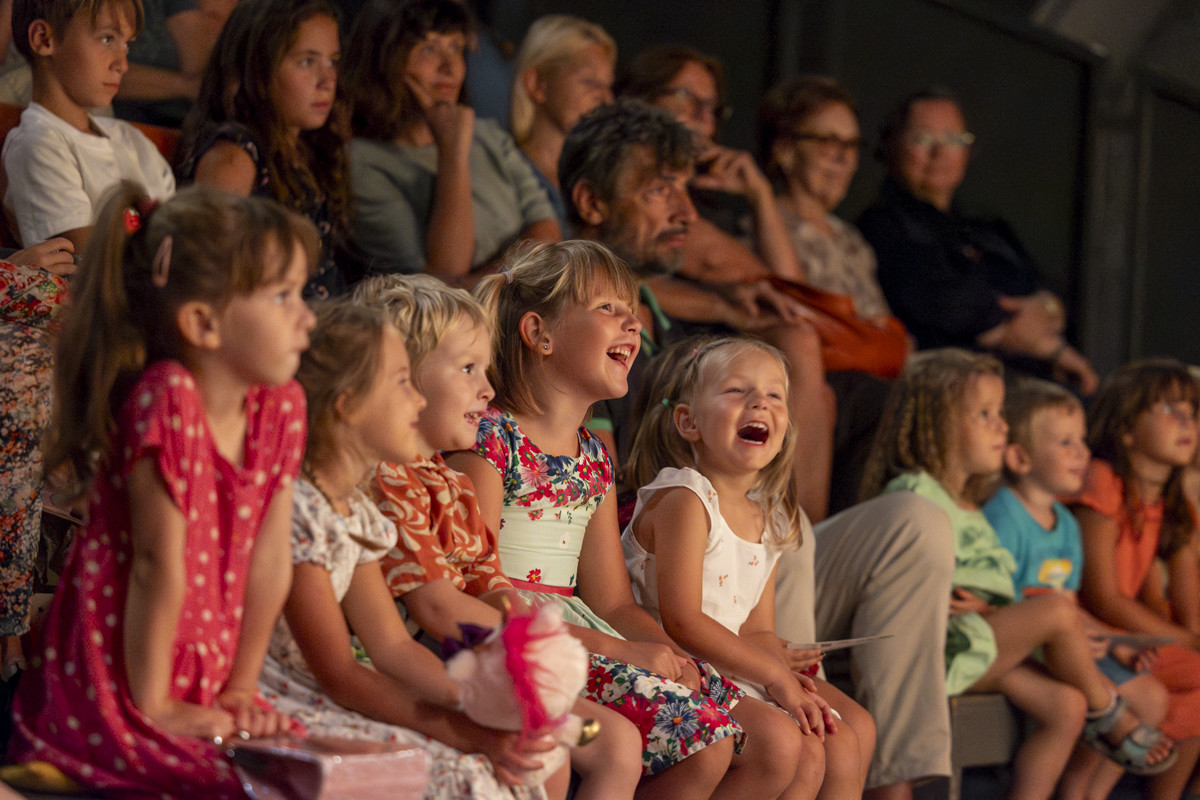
[192,141,258,197]
[1077,506,1200,648]
[401,579,503,642]
[1166,537,1200,634]
[124,459,236,739]
[217,481,295,735]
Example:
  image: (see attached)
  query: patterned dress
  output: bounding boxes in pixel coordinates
[259,479,541,800]
[0,262,67,637]
[473,407,744,775]
[9,361,307,798]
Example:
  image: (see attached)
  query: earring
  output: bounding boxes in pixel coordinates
[542,344,549,350]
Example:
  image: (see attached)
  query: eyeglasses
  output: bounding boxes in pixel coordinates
[655,86,732,122]
[904,130,975,150]
[787,132,867,157]
[1150,401,1198,423]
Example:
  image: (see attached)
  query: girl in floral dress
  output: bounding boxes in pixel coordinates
[261,297,554,800]
[356,273,643,800]
[448,241,748,799]
[9,183,313,797]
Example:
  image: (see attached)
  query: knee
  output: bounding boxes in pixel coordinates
[1054,685,1088,732]
[1040,592,1081,630]
[595,713,644,781]
[825,722,863,783]
[1123,675,1171,726]
[677,734,733,791]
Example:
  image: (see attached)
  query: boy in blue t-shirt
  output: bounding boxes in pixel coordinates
[984,378,1173,799]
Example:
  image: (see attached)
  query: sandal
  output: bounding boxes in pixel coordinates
[1081,693,1178,776]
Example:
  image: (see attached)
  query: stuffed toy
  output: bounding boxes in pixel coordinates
[443,601,596,786]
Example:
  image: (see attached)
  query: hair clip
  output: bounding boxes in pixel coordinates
[660,398,672,408]
[150,235,173,289]
[122,207,141,234]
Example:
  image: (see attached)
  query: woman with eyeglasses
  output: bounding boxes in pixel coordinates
[858,88,1098,394]
[761,75,892,326]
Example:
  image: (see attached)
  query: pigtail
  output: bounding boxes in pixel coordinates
[43,182,157,498]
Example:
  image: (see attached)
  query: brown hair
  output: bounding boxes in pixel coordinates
[13,0,144,62]
[473,240,638,417]
[860,347,1004,505]
[296,298,393,470]
[1084,358,1200,558]
[626,335,802,548]
[181,0,350,235]
[353,272,491,381]
[616,43,726,114]
[342,0,472,140]
[44,181,319,499]
[759,74,859,187]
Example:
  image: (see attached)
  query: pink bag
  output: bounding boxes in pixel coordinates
[231,736,427,800]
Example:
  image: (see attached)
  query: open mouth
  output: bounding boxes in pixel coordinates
[607,344,634,366]
[465,409,484,426]
[737,422,769,444]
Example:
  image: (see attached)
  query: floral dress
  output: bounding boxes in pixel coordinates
[258,479,542,800]
[0,262,67,637]
[474,407,744,775]
[10,361,307,798]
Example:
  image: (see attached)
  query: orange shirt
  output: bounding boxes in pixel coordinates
[1074,459,1162,600]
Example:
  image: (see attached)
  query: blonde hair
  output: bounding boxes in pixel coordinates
[296,298,393,470]
[626,336,802,549]
[860,348,1004,504]
[510,14,615,145]
[353,273,491,381]
[473,240,638,417]
[1003,377,1083,454]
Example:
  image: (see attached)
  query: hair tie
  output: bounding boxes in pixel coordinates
[504,270,514,285]
[122,198,161,235]
[150,235,173,289]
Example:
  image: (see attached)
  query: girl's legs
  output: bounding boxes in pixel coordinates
[721,697,823,800]
[565,699,642,800]
[981,662,1087,800]
[815,677,874,797]
[634,735,732,800]
[1147,738,1200,800]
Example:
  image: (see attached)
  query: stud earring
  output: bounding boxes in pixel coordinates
[542,344,549,350]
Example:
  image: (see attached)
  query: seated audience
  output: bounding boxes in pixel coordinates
[856,88,1098,394]
[509,13,614,230]
[561,100,958,800]
[4,0,173,251]
[179,0,348,298]
[341,0,559,285]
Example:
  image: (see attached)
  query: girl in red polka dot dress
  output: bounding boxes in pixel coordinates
[8,182,317,798]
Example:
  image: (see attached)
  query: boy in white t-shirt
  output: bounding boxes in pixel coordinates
[4,0,173,250]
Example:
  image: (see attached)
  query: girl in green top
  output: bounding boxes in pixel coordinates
[860,348,1176,799]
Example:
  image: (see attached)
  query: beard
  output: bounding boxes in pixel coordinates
[597,225,686,278]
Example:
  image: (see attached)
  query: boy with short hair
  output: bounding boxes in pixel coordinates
[984,378,1173,800]
[4,0,173,250]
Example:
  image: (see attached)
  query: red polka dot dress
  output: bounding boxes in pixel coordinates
[9,361,306,798]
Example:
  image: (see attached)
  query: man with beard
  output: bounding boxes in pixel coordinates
[562,100,957,800]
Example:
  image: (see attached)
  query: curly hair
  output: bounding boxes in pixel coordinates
[625,335,802,548]
[860,347,1003,505]
[1085,358,1200,558]
[473,240,638,417]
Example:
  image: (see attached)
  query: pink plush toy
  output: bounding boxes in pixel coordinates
[444,602,595,786]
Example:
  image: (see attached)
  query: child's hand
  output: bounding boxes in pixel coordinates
[616,640,684,683]
[796,673,838,735]
[472,728,555,787]
[674,657,703,693]
[949,588,992,616]
[148,699,237,740]
[784,646,823,674]
[767,677,826,740]
[1111,643,1159,672]
[1087,633,1111,660]
[216,690,297,738]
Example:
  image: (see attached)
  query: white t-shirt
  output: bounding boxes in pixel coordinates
[2,102,175,245]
